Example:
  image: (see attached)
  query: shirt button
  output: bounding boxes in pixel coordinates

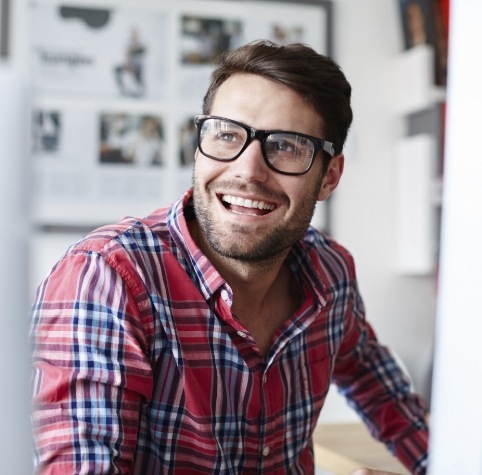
[220,289,229,301]
[262,446,270,457]
[237,330,247,338]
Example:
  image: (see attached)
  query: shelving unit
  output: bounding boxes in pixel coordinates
[392,44,446,275]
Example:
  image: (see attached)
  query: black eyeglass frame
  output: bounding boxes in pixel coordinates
[194,115,336,176]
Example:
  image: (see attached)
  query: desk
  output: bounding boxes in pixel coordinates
[313,422,410,474]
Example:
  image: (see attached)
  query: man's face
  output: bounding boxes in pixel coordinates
[192,73,338,262]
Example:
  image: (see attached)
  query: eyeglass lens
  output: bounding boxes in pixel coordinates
[198,117,315,174]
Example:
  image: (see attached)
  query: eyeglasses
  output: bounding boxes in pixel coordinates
[194,115,335,176]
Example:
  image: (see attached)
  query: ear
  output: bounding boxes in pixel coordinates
[317,154,344,201]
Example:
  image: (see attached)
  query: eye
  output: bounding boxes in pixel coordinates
[211,120,246,145]
[216,131,240,143]
[266,136,296,154]
[274,140,295,152]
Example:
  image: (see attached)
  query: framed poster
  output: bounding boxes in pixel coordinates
[0,0,9,58]
[29,0,332,227]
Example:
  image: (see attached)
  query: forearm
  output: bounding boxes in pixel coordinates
[334,309,428,474]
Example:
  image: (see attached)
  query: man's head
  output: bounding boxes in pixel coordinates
[202,40,353,172]
[191,40,352,264]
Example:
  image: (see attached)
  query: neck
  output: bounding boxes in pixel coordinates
[188,219,301,357]
[188,218,292,309]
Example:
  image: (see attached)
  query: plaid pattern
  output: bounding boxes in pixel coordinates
[30,188,428,474]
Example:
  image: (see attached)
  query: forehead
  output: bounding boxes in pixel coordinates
[210,73,323,136]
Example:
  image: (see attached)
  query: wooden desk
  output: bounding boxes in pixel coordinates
[313,422,410,475]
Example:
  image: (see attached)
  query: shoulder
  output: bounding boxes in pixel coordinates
[73,206,171,257]
[47,192,194,297]
[298,226,357,282]
[54,206,175,293]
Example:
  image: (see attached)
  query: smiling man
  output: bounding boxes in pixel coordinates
[30,41,429,475]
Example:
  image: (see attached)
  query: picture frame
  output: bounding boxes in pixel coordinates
[399,0,435,49]
[398,0,447,85]
[29,0,333,228]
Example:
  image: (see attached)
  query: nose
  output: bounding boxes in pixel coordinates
[230,139,269,182]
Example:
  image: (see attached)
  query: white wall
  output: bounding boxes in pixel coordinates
[0,2,34,472]
[329,0,437,398]
[0,56,32,475]
[428,0,482,472]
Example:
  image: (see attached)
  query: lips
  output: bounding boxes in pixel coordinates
[221,194,276,216]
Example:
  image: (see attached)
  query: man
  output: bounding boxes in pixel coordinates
[30,41,429,474]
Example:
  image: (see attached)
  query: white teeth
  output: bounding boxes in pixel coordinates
[222,194,275,211]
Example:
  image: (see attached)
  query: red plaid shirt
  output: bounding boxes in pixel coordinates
[30,188,428,474]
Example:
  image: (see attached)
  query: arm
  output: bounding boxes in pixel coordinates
[333,278,429,475]
[350,470,401,475]
[30,250,153,474]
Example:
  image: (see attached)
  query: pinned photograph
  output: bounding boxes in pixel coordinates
[113,28,147,98]
[30,3,166,98]
[99,113,165,167]
[179,117,197,167]
[270,24,304,45]
[32,110,62,154]
[181,15,244,65]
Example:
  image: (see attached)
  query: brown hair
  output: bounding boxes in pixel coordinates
[202,40,353,167]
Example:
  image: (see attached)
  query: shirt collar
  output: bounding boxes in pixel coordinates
[167,188,228,301]
[167,188,327,308]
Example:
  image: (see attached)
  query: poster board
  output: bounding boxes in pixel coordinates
[29,0,332,227]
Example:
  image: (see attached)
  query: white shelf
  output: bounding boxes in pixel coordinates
[393,44,446,115]
[394,134,438,275]
[392,42,446,275]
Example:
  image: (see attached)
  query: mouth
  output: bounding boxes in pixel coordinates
[220,194,277,217]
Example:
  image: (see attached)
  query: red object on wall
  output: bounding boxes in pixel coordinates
[440,0,450,37]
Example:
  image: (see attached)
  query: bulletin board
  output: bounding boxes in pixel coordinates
[28,0,332,227]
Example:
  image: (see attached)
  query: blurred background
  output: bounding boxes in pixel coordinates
[0,0,480,473]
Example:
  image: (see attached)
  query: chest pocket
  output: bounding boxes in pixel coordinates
[283,326,336,419]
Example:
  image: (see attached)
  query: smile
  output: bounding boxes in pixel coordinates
[221,194,276,216]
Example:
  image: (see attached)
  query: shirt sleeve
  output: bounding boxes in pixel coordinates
[332,274,429,475]
[30,249,154,474]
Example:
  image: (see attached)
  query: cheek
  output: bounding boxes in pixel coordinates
[193,155,225,190]
[195,153,234,178]
[194,153,212,177]
[288,177,321,206]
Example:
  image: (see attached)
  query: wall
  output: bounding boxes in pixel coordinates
[428,0,482,472]
[0,0,32,472]
[329,0,437,399]
[0,74,32,474]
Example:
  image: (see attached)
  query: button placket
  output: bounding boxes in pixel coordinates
[259,367,274,469]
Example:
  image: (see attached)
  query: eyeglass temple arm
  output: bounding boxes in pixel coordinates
[321,141,335,157]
